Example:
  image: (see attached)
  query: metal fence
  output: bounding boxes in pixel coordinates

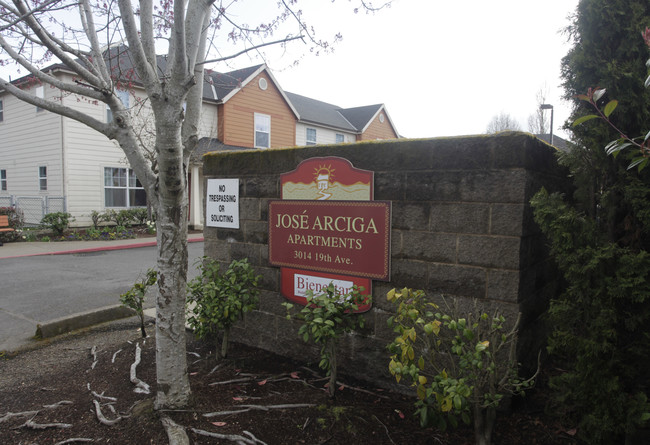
[0,195,67,226]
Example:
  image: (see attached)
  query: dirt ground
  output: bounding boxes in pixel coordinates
[0,317,578,445]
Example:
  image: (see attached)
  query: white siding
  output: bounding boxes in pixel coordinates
[0,87,63,198]
[295,122,354,146]
[2,73,220,227]
[60,85,126,226]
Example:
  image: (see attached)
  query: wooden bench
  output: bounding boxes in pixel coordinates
[0,215,14,245]
[0,215,14,232]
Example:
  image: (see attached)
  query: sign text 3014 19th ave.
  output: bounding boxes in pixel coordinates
[268,200,391,281]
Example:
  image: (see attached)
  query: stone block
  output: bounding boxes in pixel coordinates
[230,242,261,264]
[402,231,457,263]
[487,269,520,303]
[375,172,406,201]
[406,171,462,202]
[457,235,520,269]
[459,170,528,203]
[239,198,261,221]
[387,259,429,295]
[490,203,525,236]
[244,220,268,244]
[428,263,487,299]
[430,202,490,234]
[203,239,230,262]
[244,175,279,198]
[391,201,430,230]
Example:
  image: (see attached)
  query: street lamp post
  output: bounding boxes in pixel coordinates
[540,104,554,146]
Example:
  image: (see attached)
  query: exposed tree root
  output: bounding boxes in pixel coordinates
[161,415,190,445]
[203,403,315,417]
[13,418,73,430]
[111,349,122,363]
[93,400,123,426]
[43,401,73,409]
[130,343,150,394]
[0,410,39,423]
[90,346,98,369]
[54,439,94,444]
[191,427,268,444]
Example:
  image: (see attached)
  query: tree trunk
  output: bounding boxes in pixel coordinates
[139,313,147,338]
[153,113,191,410]
[327,340,337,398]
[474,405,496,445]
[221,328,230,359]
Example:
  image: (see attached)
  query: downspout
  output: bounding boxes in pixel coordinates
[60,92,67,213]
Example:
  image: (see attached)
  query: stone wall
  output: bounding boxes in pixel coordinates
[202,132,568,386]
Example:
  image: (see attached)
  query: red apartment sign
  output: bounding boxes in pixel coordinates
[273,157,391,311]
[268,200,391,279]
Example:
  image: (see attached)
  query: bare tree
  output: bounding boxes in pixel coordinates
[0,0,388,411]
[486,112,521,133]
[527,86,550,134]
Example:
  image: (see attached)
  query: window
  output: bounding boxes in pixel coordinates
[254,113,270,148]
[336,133,345,144]
[39,166,47,191]
[104,167,146,208]
[306,128,317,145]
[1,169,6,191]
[0,99,4,122]
[35,86,44,112]
[107,89,130,122]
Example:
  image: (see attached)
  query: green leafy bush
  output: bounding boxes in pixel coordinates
[387,288,535,445]
[283,283,367,398]
[103,209,135,227]
[120,268,157,338]
[186,258,261,359]
[532,189,650,443]
[40,212,73,236]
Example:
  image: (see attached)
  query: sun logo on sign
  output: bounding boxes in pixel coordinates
[313,165,335,200]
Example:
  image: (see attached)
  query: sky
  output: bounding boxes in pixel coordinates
[235,0,580,140]
[0,0,580,140]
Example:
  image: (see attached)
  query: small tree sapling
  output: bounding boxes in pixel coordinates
[186,258,261,359]
[120,268,157,337]
[283,283,368,398]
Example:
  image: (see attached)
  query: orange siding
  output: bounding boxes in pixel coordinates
[358,111,398,141]
[220,71,296,148]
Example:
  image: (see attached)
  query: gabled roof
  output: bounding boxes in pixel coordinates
[203,65,264,102]
[339,104,385,133]
[284,92,356,132]
[284,91,394,134]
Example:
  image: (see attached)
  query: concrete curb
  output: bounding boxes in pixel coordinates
[36,305,137,339]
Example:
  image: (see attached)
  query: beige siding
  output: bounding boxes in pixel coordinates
[221,71,295,148]
[358,111,398,141]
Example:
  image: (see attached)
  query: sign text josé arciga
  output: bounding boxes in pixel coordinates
[268,200,391,281]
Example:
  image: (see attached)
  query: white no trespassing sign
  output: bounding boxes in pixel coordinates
[206,178,240,229]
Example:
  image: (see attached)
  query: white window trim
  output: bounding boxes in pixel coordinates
[107,89,130,122]
[38,166,47,191]
[254,113,271,149]
[35,86,44,112]
[336,133,345,144]
[0,99,4,122]
[103,167,146,208]
[306,127,317,146]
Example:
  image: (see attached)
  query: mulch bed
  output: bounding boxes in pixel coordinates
[0,320,577,444]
